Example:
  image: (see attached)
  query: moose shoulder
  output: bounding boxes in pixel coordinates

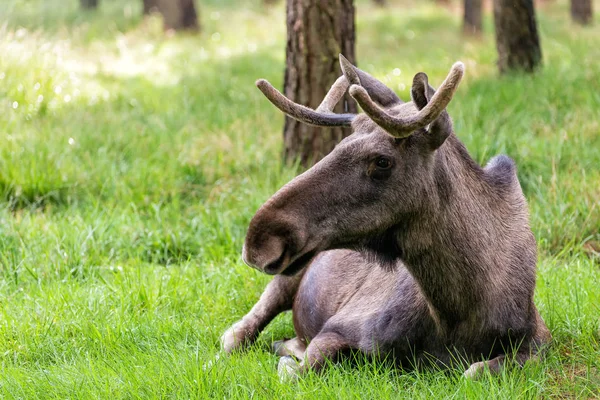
[221,55,551,379]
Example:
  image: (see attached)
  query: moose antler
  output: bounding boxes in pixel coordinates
[339,54,464,139]
[255,75,355,127]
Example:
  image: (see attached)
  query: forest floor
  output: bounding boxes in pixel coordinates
[0,0,599,398]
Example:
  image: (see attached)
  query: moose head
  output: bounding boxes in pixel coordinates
[242,55,464,276]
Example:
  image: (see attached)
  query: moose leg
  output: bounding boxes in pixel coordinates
[278,331,351,380]
[273,337,307,359]
[463,352,539,379]
[221,272,305,353]
[464,319,551,379]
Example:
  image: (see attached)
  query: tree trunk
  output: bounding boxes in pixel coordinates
[373,0,386,6]
[571,0,593,25]
[80,0,98,9]
[155,0,199,31]
[143,0,158,14]
[493,0,542,73]
[463,0,482,34]
[283,0,356,166]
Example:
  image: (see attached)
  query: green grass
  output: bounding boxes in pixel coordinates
[0,0,599,397]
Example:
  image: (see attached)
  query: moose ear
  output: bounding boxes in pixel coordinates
[339,54,402,108]
[411,72,452,150]
[410,72,436,111]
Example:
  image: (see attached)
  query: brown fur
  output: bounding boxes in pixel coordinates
[221,57,551,379]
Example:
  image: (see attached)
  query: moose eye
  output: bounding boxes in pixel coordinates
[375,157,392,170]
[369,156,394,181]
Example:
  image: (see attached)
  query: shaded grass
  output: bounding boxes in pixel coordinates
[0,0,599,398]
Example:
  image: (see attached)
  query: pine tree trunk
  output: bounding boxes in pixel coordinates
[155,0,199,31]
[283,0,356,166]
[463,0,482,34]
[80,0,98,9]
[571,0,593,25]
[493,0,542,73]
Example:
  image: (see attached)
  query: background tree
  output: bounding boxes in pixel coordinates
[80,0,98,9]
[146,0,199,31]
[571,0,593,25]
[493,0,542,73]
[463,0,482,34]
[283,0,356,166]
[143,0,158,14]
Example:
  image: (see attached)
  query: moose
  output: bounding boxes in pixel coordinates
[221,55,551,379]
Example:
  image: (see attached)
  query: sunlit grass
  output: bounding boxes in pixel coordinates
[0,0,599,397]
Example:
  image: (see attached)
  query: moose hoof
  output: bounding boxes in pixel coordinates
[220,321,253,354]
[463,361,486,379]
[278,356,300,382]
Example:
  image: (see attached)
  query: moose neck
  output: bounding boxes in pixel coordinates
[396,135,502,327]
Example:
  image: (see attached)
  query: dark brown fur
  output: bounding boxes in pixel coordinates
[221,58,551,378]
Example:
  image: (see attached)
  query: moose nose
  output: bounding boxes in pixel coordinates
[241,235,289,275]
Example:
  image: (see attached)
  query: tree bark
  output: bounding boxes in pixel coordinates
[283,0,356,166]
[571,0,593,25]
[463,0,482,34]
[80,0,98,9]
[493,0,542,74]
[155,0,199,31]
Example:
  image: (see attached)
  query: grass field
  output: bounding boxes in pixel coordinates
[0,0,599,397]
